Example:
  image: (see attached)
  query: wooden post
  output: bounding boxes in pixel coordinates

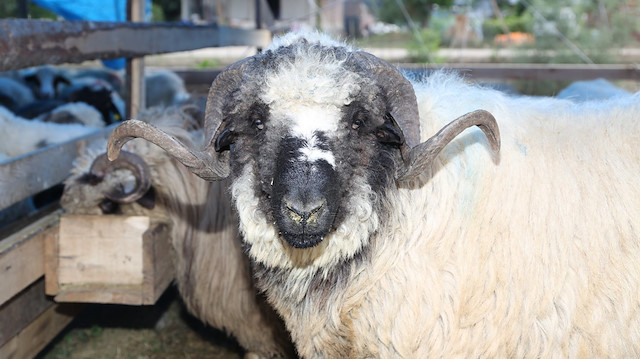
[255,0,262,52]
[17,0,29,18]
[126,0,146,119]
[181,0,191,21]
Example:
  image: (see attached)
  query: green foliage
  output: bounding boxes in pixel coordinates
[377,0,454,27]
[483,12,533,39]
[151,3,166,22]
[406,27,442,63]
[197,59,222,69]
[519,0,640,64]
[152,0,182,22]
[353,31,413,48]
[0,2,57,19]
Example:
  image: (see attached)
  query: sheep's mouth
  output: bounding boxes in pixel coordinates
[280,231,325,249]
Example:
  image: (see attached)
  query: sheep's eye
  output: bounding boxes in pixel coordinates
[254,119,264,130]
[352,119,363,130]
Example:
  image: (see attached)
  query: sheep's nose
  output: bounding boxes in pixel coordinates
[283,197,326,225]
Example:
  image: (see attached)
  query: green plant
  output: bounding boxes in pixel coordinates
[151,3,165,22]
[483,12,534,39]
[406,28,442,63]
[516,0,639,64]
[197,59,222,69]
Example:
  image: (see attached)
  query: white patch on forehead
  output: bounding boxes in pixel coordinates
[299,136,335,167]
[287,104,338,167]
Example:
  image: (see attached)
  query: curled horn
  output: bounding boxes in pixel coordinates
[348,52,500,181]
[90,151,152,203]
[396,110,501,181]
[107,57,253,181]
[347,51,421,148]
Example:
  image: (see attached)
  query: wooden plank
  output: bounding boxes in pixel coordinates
[126,0,146,119]
[400,63,640,81]
[0,302,82,359]
[44,222,59,296]
[57,215,149,287]
[0,210,62,307]
[54,285,152,305]
[142,223,174,304]
[53,220,174,305]
[0,280,53,348]
[0,126,114,212]
[0,19,271,71]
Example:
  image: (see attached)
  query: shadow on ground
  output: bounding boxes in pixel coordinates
[37,286,244,359]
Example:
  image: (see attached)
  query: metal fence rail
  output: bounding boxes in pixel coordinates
[401,63,640,81]
[0,19,270,71]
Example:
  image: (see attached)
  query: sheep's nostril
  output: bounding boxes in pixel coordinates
[284,198,325,225]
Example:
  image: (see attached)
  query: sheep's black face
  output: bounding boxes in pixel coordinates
[271,136,340,248]
[219,40,408,269]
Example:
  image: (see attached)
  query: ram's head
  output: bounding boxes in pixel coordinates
[108,35,499,269]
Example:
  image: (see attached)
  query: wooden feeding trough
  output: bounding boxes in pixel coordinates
[45,215,174,305]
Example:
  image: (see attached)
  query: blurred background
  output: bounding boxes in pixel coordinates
[2,0,639,94]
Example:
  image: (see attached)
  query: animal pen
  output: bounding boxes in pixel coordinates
[1,6,639,358]
[0,2,270,356]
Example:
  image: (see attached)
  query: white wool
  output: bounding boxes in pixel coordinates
[0,106,98,158]
[37,102,105,127]
[239,68,640,358]
[266,30,350,52]
[260,51,361,110]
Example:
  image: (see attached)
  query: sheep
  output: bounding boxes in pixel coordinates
[20,65,71,100]
[0,77,35,112]
[15,77,124,125]
[69,67,124,95]
[61,106,295,359]
[56,77,124,124]
[0,106,102,159]
[144,69,190,108]
[556,77,632,102]
[106,31,640,358]
[35,102,105,127]
[0,102,103,227]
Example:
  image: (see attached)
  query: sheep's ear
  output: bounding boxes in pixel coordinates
[24,74,39,86]
[54,75,71,87]
[375,113,404,147]
[395,110,500,181]
[214,122,235,152]
[135,186,156,209]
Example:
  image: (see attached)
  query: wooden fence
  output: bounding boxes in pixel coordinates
[0,9,269,357]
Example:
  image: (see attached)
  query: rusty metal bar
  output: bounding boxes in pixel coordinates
[0,19,271,71]
[400,63,640,81]
[0,126,115,212]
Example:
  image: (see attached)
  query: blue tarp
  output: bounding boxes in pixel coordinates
[32,0,151,69]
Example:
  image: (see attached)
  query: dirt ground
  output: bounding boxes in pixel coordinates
[36,287,244,359]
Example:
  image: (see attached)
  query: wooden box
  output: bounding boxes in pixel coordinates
[45,215,174,305]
